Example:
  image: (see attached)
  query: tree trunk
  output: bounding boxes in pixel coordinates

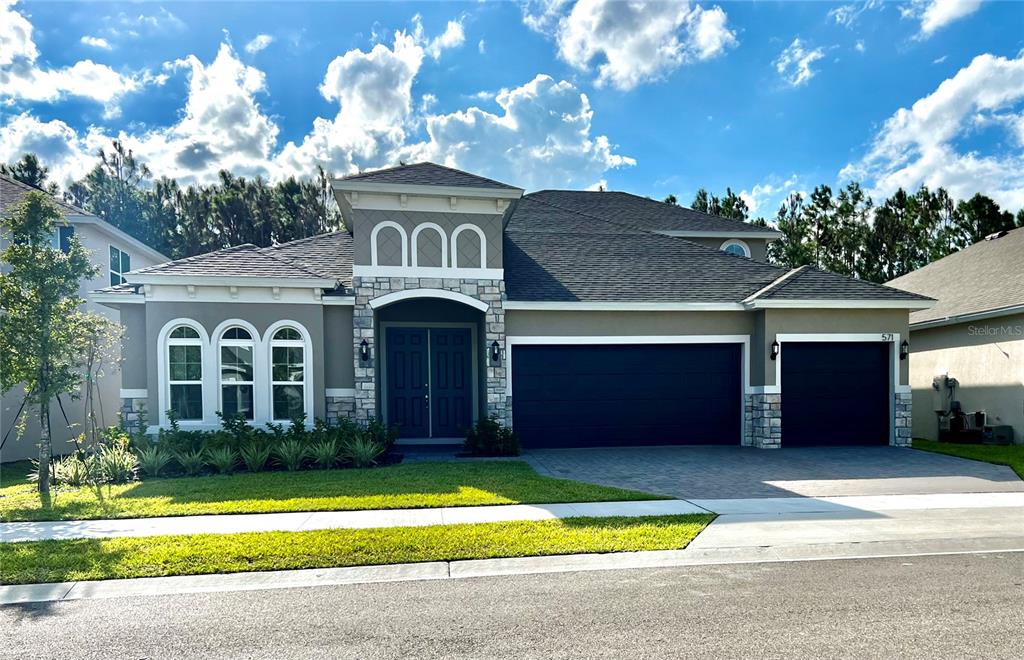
[37,399,51,494]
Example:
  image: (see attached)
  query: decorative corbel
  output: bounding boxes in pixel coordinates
[400,193,408,207]
[186,284,196,299]
[450,196,458,210]
[272,286,281,300]
[229,285,239,299]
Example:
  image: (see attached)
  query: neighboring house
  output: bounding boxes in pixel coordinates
[0,175,169,462]
[888,227,1024,444]
[94,162,932,450]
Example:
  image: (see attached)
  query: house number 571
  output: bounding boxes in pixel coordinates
[881,333,894,341]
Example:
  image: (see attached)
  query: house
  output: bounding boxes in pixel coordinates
[0,174,169,462]
[93,162,933,449]
[888,227,1024,444]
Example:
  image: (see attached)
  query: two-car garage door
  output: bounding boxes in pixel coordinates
[511,340,892,449]
[512,344,741,448]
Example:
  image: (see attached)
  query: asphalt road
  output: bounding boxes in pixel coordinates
[3,553,1023,659]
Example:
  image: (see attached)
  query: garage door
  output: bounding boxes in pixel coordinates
[781,342,890,447]
[511,344,741,448]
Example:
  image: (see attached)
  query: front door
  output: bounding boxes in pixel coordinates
[385,327,473,438]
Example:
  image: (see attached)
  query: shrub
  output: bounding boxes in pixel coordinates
[239,442,272,473]
[463,416,520,457]
[175,449,207,476]
[309,439,339,469]
[274,439,308,471]
[364,417,398,450]
[343,436,385,469]
[53,455,90,487]
[207,446,238,475]
[97,443,139,483]
[136,446,172,478]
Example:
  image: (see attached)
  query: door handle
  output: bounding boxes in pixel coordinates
[424,384,429,406]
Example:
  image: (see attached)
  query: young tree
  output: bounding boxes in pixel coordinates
[1,154,58,195]
[0,193,115,493]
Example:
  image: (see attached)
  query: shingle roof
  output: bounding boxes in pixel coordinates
[0,174,92,217]
[338,162,520,191]
[130,244,334,281]
[888,227,1024,324]
[525,190,780,235]
[260,231,354,286]
[756,265,934,302]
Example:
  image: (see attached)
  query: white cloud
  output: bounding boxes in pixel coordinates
[739,175,800,216]
[0,1,151,115]
[840,52,1024,211]
[244,34,274,55]
[774,38,825,87]
[905,0,983,39]
[530,0,737,91]
[103,6,186,40]
[478,39,486,55]
[933,55,948,64]
[854,40,866,53]
[828,1,884,28]
[80,35,112,50]
[0,112,108,185]
[403,74,634,190]
[412,15,465,60]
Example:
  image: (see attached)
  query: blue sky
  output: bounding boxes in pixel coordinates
[1,0,1022,217]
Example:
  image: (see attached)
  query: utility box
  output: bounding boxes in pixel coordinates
[985,426,1014,445]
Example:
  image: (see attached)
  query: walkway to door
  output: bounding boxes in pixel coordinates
[523,446,1024,499]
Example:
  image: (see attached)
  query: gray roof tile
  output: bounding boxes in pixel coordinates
[338,162,520,190]
[888,227,1024,323]
[1,174,92,217]
[760,265,934,302]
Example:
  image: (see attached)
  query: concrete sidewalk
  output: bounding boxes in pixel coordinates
[0,499,709,543]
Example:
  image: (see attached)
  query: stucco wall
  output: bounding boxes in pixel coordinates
[142,302,327,422]
[758,309,911,388]
[908,313,1024,443]
[505,310,754,337]
[353,209,504,268]
[324,306,355,389]
[119,304,147,390]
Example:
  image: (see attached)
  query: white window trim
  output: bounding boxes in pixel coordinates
[266,319,314,423]
[410,222,449,268]
[109,244,130,286]
[720,239,751,258]
[215,321,260,422]
[370,221,409,267]
[451,223,487,269]
[504,335,751,446]
[157,319,212,427]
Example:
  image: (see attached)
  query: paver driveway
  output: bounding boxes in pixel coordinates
[523,446,1024,499]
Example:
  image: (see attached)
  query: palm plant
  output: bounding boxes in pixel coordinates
[136,446,172,478]
[342,436,385,469]
[175,448,207,476]
[308,439,339,470]
[207,446,238,475]
[274,439,308,471]
[239,443,272,473]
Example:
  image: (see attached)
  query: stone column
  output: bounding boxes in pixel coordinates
[745,393,781,448]
[120,397,147,434]
[352,276,378,424]
[893,391,912,447]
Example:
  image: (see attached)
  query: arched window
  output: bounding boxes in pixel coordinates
[370,221,408,266]
[452,224,486,269]
[219,327,255,420]
[411,223,447,267]
[271,327,306,421]
[721,239,751,258]
[167,326,203,421]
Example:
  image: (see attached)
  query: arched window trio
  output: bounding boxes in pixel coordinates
[370,222,488,269]
[160,319,311,425]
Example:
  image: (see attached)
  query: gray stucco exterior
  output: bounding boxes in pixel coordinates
[353,209,504,269]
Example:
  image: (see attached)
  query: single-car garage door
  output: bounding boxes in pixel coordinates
[781,342,890,447]
[512,344,741,448]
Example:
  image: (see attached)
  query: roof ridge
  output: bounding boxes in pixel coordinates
[742,266,808,303]
[776,265,934,301]
[263,230,348,250]
[131,243,257,273]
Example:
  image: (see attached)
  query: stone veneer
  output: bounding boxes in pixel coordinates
[893,391,912,447]
[744,393,781,448]
[120,397,147,434]
[351,276,508,427]
[325,395,356,425]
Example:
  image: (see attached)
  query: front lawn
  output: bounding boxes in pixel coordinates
[913,439,1024,479]
[0,514,713,585]
[0,461,663,522]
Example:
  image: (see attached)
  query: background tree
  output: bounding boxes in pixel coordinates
[958,193,1016,242]
[1,154,58,195]
[0,193,116,493]
[769,193,813,267]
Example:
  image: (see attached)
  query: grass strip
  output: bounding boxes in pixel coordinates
[0,514,713,585]
[913,440,1024,479]
[0,461,663,523]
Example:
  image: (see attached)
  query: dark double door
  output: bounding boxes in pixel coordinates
[385,327,474,438]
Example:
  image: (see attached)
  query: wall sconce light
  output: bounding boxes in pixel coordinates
[490,340,501,364]
[360,339,370,363]
[900,339,910,361]
[770,340,780,361]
